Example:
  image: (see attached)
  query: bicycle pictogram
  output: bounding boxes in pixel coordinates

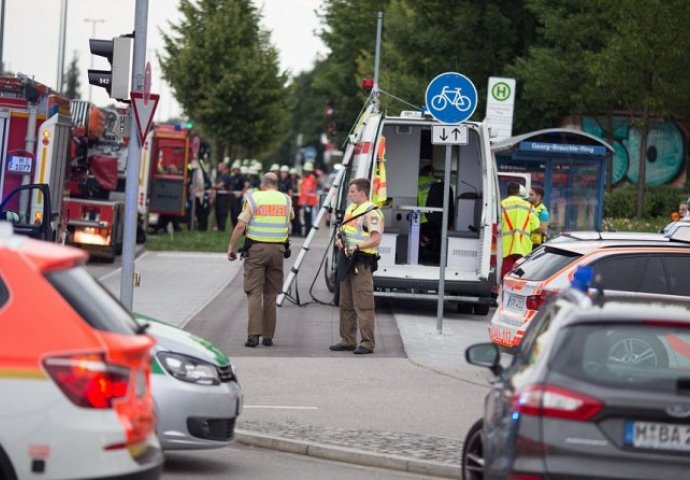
[431,86,472,113]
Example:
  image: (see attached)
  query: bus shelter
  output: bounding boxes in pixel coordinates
[492,128,614,234]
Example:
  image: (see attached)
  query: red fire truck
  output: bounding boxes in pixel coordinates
[0,75,72,241]
[63,100,131,261]
[139,124,192,231]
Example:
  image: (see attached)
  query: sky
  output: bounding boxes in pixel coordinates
[2,0,327,121]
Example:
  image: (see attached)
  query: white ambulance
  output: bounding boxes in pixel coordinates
[326,107,501,314]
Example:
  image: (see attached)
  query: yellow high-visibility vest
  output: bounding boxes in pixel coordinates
[501,196,539,257]
[246,190,291,243]
[341,201,382,254]
[531,203,547,246]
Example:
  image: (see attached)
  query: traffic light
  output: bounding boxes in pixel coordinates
[88,36,132,100]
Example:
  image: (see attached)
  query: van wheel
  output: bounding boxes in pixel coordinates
[462,419,484,480]
[324,257,336,293]
[474,303,490,316]
[607,333,668,368]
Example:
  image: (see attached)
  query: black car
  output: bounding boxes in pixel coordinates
[464,290,690,480]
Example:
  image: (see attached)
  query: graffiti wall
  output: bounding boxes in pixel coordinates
[562,116,689,187]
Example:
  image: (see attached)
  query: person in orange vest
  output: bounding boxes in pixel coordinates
[227,172,294,348]
[298,162,318,236]
[501,182,540,278]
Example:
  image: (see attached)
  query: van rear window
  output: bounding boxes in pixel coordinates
[510,247,581,281]
[45,267,139,335]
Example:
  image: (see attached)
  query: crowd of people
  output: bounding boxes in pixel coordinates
[186,158,335,236]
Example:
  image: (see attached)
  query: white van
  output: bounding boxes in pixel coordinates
[328,109,501,314]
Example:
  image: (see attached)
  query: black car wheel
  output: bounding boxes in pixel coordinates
[324,256,336,293]
[462,418,484,480]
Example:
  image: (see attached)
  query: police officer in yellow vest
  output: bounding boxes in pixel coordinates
[227,172,294,348]
[501,182,539,278]
[528,185,549,250]
[329,178,384,355]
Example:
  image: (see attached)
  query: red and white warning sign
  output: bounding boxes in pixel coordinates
[130,91,160,145]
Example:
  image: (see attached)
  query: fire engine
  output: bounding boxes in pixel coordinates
[139,124,193,231]
[0,74,72,241]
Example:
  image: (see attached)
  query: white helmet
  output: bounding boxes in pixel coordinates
[303,162,314,172]
[280,165,290,173]
[231,159,241,169]
[248,165,260,175]
[240,166,249,175]
[270,163,280,172]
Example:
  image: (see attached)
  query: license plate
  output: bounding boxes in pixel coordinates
[490,325,515,345]
[625,421,690,451]
[506,294,525,311]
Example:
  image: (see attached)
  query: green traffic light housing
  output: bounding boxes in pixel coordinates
[185,121,193,129]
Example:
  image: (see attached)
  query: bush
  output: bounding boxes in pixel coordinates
[604,185,687,219]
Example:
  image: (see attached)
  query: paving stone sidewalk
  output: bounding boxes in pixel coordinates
[237,419,463,467]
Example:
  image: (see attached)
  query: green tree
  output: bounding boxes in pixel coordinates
[376,0,536,116]
[159,0,289,161]
[63,51,81,100]
[589,0,690,217]
[314,0,389,147]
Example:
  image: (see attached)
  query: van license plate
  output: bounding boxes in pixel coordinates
[507,294,525,311]
[625,421,690,451]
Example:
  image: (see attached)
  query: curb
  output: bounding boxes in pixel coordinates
[235,430,461,479]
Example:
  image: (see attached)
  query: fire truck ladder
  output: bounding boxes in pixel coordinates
[277,92,379,307]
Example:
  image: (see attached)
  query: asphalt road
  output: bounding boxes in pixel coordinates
[162,444,442,480]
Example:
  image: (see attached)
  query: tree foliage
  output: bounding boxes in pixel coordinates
[159,0,289,161]
[63,51,81,100]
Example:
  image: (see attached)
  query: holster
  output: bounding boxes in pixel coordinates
[284,240,291,259]
[354,252,379,273]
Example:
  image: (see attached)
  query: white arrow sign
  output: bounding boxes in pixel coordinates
[131,91,160,145]
[431,125,468,145]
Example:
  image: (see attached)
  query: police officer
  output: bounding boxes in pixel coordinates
[329,178,384,355]
[227,172,293,348]
[528,186,549,250]
[501,182,539,277]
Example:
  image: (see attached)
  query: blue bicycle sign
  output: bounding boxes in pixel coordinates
[425,72,478,124]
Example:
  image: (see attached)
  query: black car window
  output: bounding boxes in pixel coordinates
[45,267,138,335]
[510,246,581,281]
[661,255,690,297]
[550,324,690,392]
[638,256,669,295]
[590,255,646,292]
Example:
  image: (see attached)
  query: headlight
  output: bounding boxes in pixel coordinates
[156,352,220,385]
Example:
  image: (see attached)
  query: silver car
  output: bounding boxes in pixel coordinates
[135,314,243,450]
[464,291,690,480]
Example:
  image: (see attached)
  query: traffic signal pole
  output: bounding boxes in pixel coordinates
[120,0,148,309]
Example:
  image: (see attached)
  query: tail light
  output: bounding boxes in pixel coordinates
[513,384,602,421]
[43,353,130,409]
[525,289,556,311]
[490,223,498,266]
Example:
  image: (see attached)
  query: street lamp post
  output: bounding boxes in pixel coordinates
[84,17,105,102]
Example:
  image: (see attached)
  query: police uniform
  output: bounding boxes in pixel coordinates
[501,195,539,277]
[237,189,294,342]
[337,200,384,352]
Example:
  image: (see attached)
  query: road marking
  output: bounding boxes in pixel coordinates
[244,405,318,410]
[98,251,150,281]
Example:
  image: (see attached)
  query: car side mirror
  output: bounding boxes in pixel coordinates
[466,343,502,376]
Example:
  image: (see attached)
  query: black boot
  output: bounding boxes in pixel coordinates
[245,335,260,347]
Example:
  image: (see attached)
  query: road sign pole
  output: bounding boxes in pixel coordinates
[436,145,452,334]
[120,0,148,310]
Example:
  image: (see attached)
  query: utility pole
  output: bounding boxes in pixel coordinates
[0,0,5,73]
[120,0,149,309]
[57,0,69,93]
[84,17,105,102]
